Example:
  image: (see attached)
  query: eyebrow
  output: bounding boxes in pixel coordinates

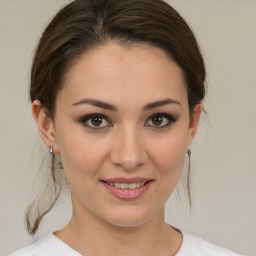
[72,98,182,111]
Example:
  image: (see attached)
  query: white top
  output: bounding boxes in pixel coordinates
[9,232,242,256]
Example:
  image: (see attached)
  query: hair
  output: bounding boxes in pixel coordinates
[26,0,206,235]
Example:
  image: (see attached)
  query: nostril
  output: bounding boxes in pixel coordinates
[109,142,148,170]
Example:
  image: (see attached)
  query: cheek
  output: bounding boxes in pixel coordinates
[56,127,109,180]
[151,133,187,205]
[150,130,188,179]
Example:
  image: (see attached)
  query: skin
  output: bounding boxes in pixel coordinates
[32,42,202,256]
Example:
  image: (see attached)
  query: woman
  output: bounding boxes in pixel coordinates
[10,0,241,255]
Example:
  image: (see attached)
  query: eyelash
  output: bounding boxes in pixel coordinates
[79,112,177,130]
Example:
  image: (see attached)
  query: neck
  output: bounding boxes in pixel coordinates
[55,196,182,256]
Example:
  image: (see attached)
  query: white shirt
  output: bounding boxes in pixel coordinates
[9,232,242,256]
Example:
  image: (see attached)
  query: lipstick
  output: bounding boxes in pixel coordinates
[101,177,153,200]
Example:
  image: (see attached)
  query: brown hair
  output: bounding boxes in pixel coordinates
[27,0,206,235]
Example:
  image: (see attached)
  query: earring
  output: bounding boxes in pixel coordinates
[186,147,192,207]
[49,145,54,155]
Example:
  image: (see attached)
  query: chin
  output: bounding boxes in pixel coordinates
[106,217,149,228]
[99,205,159,228]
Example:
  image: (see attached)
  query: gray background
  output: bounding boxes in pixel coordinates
[0,0,255,255]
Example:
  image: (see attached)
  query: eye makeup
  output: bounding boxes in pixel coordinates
[78,112,178,130]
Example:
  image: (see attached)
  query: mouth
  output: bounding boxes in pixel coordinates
[101,180,150,190]
[100,178,153,200]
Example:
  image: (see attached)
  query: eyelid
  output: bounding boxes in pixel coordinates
[79,112,177,130]
[79,113,112,129]
[145,113,177,128]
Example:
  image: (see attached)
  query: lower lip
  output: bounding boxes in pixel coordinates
[101,181,152,200]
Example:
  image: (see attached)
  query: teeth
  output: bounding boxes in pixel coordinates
[128,183,136,189]
[121,183,128,189]
[108,182,146,189]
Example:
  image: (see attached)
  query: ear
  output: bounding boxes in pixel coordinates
[187,102,202,147]
[32,100,59,154]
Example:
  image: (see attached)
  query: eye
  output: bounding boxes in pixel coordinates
[145,113,177,128]
[79,113,111,129]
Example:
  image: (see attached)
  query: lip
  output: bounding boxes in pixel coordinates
[102,177,152,183]
[101,177,153,200]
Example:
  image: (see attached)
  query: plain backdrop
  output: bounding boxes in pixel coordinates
[0,0,255,255]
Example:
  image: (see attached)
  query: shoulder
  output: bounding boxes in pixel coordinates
[176,232,243,256]
[8,233,81,256]
[9,234,56,256]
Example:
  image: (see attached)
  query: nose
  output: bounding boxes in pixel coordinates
[109,126,148,171]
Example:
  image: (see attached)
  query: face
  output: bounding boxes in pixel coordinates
[35,43,201,227]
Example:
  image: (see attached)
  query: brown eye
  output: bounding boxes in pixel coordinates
[80,113,111,129]
[152,116,163,126]
[91,116,103,126]
[145,113,177,129]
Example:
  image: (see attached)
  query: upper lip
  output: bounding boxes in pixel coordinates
[102,177,153,183]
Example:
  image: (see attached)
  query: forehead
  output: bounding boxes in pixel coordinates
[59,43,187,107]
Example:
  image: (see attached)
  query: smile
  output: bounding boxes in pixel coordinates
[101,178,153,200]
[105,182,146,189]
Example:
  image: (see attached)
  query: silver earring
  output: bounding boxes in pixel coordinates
[49,145,54,155]
[187,148,191,156]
